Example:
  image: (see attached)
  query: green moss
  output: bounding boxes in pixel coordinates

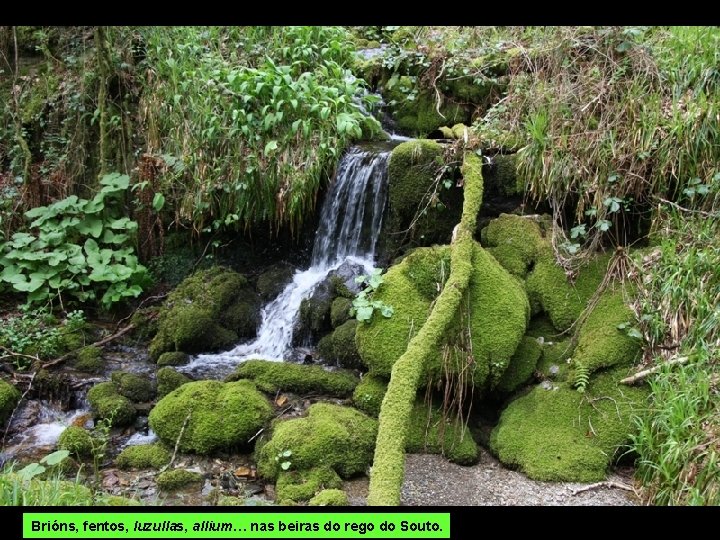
[149,380,273,455]
[571,287,641,386]
[309,488,348,506]
[330,297,352,328]
[156,367,190,398]
[495,336,542,393]
[116,443,171,470]
[229,359,359,397]
[482,214,544,278]
[73,346,103,373]
[149,267,259,359]
[526,249,610,332]
[130,307,159,342]
[352,375,387,417]
[111,371,154,403]
[406,402,479,465]
[156,469,203,491]
[451,123,469,140]
[157,351,190,367]
[490,367,649,482]
[256,403,377,482]
[57,426,93,459]
[317,320,362,369]
[59,330,86,353]
[0,379,21,424]
[525,315,560,339]
[483,154,522,197]
[275,466,343,503]
[537,339,573,381]
[256,265,293,300]
[101,496,142,506]
[298,296,332,339]
[87,382,136,427]
[403,245,452,300]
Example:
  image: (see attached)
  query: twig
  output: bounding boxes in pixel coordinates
[40,324,135,369]
[247,427,264,444]
[620,356,689,385]
[657,197,720,218]
[571,481,635,496]
[161,411,192,473]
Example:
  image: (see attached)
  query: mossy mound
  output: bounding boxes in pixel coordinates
[537,339,573,381]
[490,367,649,482]
[275,466,343,503]
[73,346,103,373]
[157,351,190,367]
[356,242,529,391]
[111,371,154,403]
[0,379,21,424]
[526,249,610,332]
[156,367,190,398]
[495,336,542,393]
[57,426,93,459]
[229,360,359,398]
[130,306,159,342]
[352,375,388,417]
[407,403,479,465]
[483,153,523,197]
[309,488,348,506]
[116,443,171,470]
[156,469,203,491]
[256,264,293,300]
[87,382,136,427]
[149,267,260,359]
[330,297,353,328]
[149,380,273,454]
[482,214,544,278]
[317,320,362,369]
[256,403,377,482]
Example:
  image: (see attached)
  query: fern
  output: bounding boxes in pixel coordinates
[573,363,591,393]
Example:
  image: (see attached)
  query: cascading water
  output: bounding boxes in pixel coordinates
[182,144,391,378]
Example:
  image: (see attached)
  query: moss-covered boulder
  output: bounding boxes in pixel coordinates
[149,380,273,454]
[87,382,136,427]
[57,426,94,459]
[130,306,159,342]
[256,403,377,482]
[256,264,294,300]
[352,375,387,417]
[116,443,171,470]
[330,297,353,328]
[229,359,358,398]
[495,336,542,393]
[309,488,348,506]
[275,466,343,503]
[482,214,544,278]
[483,154,523,197]
[73,346,103,373]
[0,379,21,424]
[490,367,649,482]
[156,367,190,398]
[407,402,479,465]
[537,339,573,381]
[156,469,203,491]
[157,351,190,367]
[149,267,260,359]
[356,242,529,391]
[111,371,154,403]
[317,320,362,369]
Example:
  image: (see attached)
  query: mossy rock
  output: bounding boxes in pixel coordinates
[59,330,86,353]
[156,469,204,491]
[482,214,544,278]
[0,379,21,424]
[156,367,191,398]
[352,375,388,417]
[111,371,154,403]
[101,495,143,506]
[229,359,358,398]
[116,443,171,470]
[275,466,343,503]
[57,426,94,459]
[495,336,542,393]
[149,267,260,359]
[356,242,529,392]
[406,402,479,465]
[526,249,610,332]
[483,154,523,197]
[149,380,273,454]
[256,403,377,482]
[490,367,649,482]
[157,351,190,367]
[525,315,560,340]
[87,382,136,427]
[73,346,103,373]
[537,339,573,381]
[330,297,353,328]
[256,264,294,300]
[130,307,159,342]
[317,320,362,369]
[309,488,348,506]
[296,285,334,343]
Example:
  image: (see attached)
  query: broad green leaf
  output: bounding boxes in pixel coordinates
[76,217,104,238]
[356,306,374,322]
[18,463,45,482]
[40,449,70,466]
[152,193,165,212]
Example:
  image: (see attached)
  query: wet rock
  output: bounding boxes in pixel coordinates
[256,264,294,300]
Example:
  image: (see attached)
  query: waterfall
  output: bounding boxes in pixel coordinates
[182,144,391,378]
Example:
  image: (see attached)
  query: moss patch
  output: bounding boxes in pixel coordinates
[157,352,190,367]
[482,214,544,278]
[116,443,171,470]
[156,367,190,398]
[149,380,273,454]
[495,336,542,393]
[407,402,479,465]
[256,403,377,482]
[111,371,154,403]
[73,346,103,373]
[275,466,343,503]
[330,297,352,329]
[352,375,387,418]
[229,360,358,398]
[483,154,523,197]
[87,382,136,427]
[317,320,362,369]
[156,469,203,491]
[309,488,348,506]
[0,379,21,424]
[57,426,93,459]
[537,339,573,381]
[256,265,293,300]
[490,367,649,482]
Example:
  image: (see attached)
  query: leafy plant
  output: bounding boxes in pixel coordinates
[274,449,292,471]
[350,268,394,323]
[17,450,70,482]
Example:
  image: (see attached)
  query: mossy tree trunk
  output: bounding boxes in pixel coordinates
[95,26,112,177]
[367,152,484,506]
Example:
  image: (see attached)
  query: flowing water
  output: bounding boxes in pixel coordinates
[182,144,392,378]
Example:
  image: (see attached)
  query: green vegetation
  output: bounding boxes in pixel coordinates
[275,466,343,504]
[309,488,348,506]
[0,379,21,424]
[116,443,171,470]
[156,367,190,398]
[87,381,136,427]
[111,371,154,403]
[317,320,362,369]
[57,427,94,459]
[482,214,544,279]
[73,346,103,373]
[156,469,203,491]
[156,351,189,367]
[495,336,542,394]
[352,375,388,417]
[406,402,479,465]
